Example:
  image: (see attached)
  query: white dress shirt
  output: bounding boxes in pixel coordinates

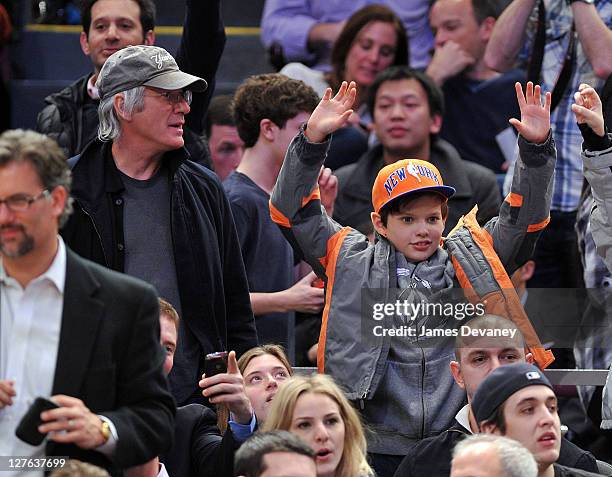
[0,238,66,477]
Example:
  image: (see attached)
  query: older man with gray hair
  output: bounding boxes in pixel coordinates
[451,434,538,477]
[61,44,257,407]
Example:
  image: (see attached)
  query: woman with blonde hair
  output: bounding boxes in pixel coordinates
[262,374,372,477]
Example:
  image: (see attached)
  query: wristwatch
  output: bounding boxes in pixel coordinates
[567,0,595,5]
[100,420,111,443]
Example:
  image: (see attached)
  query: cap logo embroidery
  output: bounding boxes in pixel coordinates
[407,161,422,183]
[150,52,173,70]
[383,162,441,197]
[525,371,541,380]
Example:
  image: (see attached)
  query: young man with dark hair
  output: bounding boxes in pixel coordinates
[427,0,524,172]
[151,299,256,477]
[333,66,501,236]
[204,95,244,181]
[36,0,223,166]
[473,363,602,477]
[224,74,324,350]
[394,315,597,476]
[234,431,316,477]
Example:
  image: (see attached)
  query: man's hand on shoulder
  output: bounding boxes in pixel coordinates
[0,380,16,408]
[305,81,357,143]
[39,395,109,449]
[509,81,551,144]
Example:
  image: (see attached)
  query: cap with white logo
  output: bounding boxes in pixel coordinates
[472,362,553,425]
[96,45,207,100]
[371,159,455,214]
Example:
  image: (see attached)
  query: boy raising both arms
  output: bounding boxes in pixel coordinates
[270,80,555,476]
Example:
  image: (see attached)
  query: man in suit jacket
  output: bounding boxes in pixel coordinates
[0,129,175,474]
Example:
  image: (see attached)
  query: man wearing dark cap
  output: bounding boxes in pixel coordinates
[473,363,602,477]
[61,45,257,407]
[394,315,597,477]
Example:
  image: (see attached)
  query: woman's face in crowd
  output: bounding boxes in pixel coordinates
[344,20,398,88]
[242,354,290,423]
[289,392,346,477]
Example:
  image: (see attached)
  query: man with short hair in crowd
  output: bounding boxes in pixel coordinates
[333,66,501,235]
[427,0,524,173]
[0,129,174,474]
[136,298,255,477]
[224,74,326,346]
[205,95,245,181]
[60,45,257,406]
[450,434,538,477]
[473,363,603,477]
[393,314,598,477]
[234,431,317,477]
[37,0,224,166]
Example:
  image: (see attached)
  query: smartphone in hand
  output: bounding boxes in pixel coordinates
[204,351,228,378]
[15,397,59,445]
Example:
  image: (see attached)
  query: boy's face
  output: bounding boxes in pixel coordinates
[372,193,445,262]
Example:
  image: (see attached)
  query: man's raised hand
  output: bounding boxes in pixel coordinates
[509,82,551,144]
[305,81,357,143]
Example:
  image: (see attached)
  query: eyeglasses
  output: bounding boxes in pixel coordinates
[0,190,50,212]
[144,89,193,106]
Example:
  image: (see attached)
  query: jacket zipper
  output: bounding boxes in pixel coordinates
[420,346,426,438]
[360,242,392,409]
[359,390,368,410]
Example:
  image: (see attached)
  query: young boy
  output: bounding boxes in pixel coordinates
[270,81,555,474]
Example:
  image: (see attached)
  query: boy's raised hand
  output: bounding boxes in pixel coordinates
[571,83,605,137]
[509,82,551,144]
[305,81,357,143]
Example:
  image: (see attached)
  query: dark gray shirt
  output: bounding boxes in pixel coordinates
[120,165,182,314]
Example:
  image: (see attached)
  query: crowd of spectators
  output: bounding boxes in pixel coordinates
[1,0,611,476]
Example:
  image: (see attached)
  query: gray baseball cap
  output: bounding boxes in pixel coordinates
[96,45,207,100]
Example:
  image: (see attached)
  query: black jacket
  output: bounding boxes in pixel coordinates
[47,248,175,474]
[394,419,599,477]
[60,139,257,404]
[162,404,241,477]
[333,138,502,235]
[36,0,224,166]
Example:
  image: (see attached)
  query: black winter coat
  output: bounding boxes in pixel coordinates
[61,140,257,404]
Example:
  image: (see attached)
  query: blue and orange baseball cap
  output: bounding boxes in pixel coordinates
[372,159,455,214]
